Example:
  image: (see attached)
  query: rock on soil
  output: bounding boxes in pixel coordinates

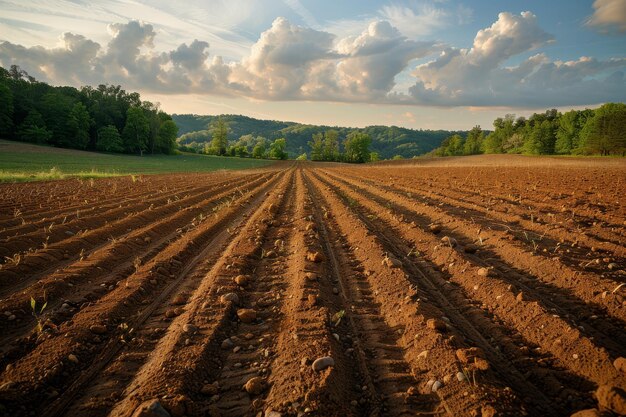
[312,356,335,371]
[220,293,239,305]
[477,267,491,277]
[613,357,626,373]
[596,385,626,414]
[237,309,257,323]
[132,399,171,417]
[234,275,249,286]
[306,251,324,263]
[244,376,267,395]
[428,224,442,234]
[201,382,220,395]
[89,324,107,334]
[426,318,446,331]
[182,324,197,333]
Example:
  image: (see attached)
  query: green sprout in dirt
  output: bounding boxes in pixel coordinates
[30,291,48,333]
[332,310,345,327]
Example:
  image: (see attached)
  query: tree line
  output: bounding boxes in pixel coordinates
[174,114,452,159]
[178,117,289,160]
[0,65,178,155]
[178,118,373,163]
[434,103,626,157]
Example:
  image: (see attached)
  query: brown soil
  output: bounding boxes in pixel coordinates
[0,156,624,417]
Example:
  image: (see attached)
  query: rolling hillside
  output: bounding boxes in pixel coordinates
[172,114,462,159]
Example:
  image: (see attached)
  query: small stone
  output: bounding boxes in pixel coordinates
[220,293,239,305]
[572,353,579,359]
[417,350,429,360]
[89,324,107,334]
[440,236,457,247]
[171,294,186,305]
[516,292,525,302]
[237,309,257,323]
[426,318,446,331]
[456,371,467,382]
[183,323,198,333]
[431,380,443,392]
[464,244,479,254]
[477,267,491,277]
[481,405,497,417]
[429,224,442,234]
[201,382,220,395]
[304,272,317,281]
[306,251,323,263]
[7,315,15,321]
[221,338,234,349]
[332,287,339,295]
[144,236,151,243]
[165,309,179,318]
[596,385,626,414]
[613,357,626,373]
[244,377,267,395]
[456,348,485,364]
[68,354,79,364]
[443,374,452,384]
[312,356,334,372]
[132,399,171,417]
[234,275,249,286]
[607,263,618,271]
[265,410,282,417]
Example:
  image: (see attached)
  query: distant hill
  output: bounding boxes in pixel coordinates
[172,114,463,159]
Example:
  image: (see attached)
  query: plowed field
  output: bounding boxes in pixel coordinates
[0,157,625,417]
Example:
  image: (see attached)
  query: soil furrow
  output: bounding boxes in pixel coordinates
[104,170,294,417]
[0,172,259,259]
[305,170,533,417]
[322,169,626,324]
[0,171,284,417]
[321,170,626,357]
[314,169,625,414]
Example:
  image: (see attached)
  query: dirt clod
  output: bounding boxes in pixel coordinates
[237,308,257,323]
[244,376,267,395]
[220,292,239,305]
[613,357,626,373]
[132,399,171,417]
[89,324,107,334]
[426,318,446,331]
[596,385,626,414]
[306,251,324,263]
[312,356,335,371]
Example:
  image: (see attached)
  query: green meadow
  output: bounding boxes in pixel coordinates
[0,140,273,182]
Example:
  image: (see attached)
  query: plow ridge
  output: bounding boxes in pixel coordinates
[0,162,624,417]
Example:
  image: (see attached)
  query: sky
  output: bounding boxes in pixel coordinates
[0,0,625,130]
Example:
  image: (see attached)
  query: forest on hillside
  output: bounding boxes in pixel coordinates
[173,114,458,159]
[434,104,626,157]
[0,65,178,155]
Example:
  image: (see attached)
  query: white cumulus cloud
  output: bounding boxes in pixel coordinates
[0,13,624,108]
[587,0,626,33]
[407,12,626,106]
